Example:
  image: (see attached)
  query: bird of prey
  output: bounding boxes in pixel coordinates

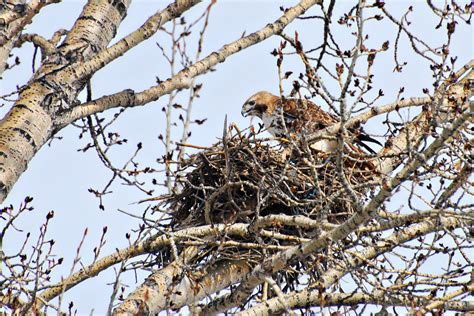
[241,91,381,155]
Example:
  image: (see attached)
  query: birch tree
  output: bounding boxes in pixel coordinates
[0,0,472,315]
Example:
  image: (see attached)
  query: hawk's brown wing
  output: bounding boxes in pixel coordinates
[277,97,380,154]
[272,98,336,134]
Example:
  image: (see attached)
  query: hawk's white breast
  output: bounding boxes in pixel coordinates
[261,112,283,137]
[263,111,337,153]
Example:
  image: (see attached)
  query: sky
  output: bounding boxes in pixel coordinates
[0,0,472,314]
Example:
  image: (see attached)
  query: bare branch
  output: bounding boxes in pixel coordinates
[55,0,324,128]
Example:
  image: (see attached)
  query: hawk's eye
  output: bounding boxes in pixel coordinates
[248,100,256,106]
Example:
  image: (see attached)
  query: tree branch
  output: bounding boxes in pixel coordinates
[51,0,201,86]
[200,106,471,314]
[21,220,305,309]
[55,0,324,129]
[0,0,133,203]
[113,259,251,315]
[237,214,473,315]
[0,0,59,75]
[238,289,473,315]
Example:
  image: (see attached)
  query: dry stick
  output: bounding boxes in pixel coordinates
[335,0,366,213]
[435,163,472,208]
[178,1,215,162]
[200,109,471,315]
[55,0,324,129]
[176,142,211,150]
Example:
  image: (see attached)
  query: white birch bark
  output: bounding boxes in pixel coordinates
[0,0,200,203]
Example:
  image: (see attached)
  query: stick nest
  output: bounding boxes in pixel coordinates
[169,131,378,226]
[158,130,379,269]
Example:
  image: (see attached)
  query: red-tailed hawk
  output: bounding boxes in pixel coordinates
[241,91,381,154]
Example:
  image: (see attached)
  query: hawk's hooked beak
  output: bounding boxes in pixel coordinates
[241,103,252,117]
[241,100,256,118]
[241,108,251,117]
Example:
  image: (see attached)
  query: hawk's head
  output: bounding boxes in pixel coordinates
[241,91,277,119]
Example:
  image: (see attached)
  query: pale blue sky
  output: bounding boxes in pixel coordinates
[1,1,471,314]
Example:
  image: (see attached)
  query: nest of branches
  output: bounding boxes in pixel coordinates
[156,129,380,273]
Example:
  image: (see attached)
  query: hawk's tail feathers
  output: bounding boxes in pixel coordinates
[357,133,382,146]
[356,134,382,154]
